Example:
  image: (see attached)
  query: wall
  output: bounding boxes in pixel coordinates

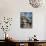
[0,0,46,40]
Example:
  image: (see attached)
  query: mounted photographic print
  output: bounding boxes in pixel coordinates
[20,12,32,28]
[29,0,43,8]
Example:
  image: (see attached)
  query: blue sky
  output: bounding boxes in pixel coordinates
[21,12,32,19]
[21,12,32,16]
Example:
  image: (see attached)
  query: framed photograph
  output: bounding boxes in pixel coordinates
[20,12,32,28]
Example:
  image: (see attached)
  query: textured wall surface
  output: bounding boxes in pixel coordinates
[0,0,46,40]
